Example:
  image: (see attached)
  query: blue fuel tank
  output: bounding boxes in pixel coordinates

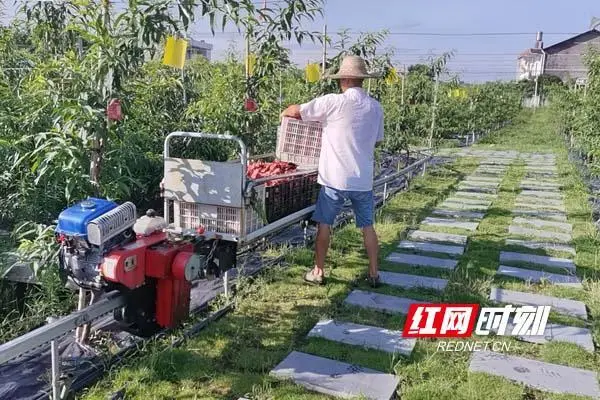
[56,198,118,239]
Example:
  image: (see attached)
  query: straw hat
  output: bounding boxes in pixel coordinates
[325,55,382,79]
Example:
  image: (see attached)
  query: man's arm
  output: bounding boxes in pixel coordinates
[375,110,384,146]
[280,104,302,120]
[281,94,334,122]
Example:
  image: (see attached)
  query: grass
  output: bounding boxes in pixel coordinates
[0,231,76,343]
[81,109,600,400]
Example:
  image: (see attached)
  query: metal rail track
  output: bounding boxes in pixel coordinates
[1,152,434,399]
[0,291,126,365]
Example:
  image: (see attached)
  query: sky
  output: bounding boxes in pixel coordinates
[2,0,599,82]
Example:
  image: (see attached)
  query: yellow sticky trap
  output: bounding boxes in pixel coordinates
[305,63,320,83]
[449,88,467,98]
[163,36,188,69]
[246,54,256,76]
[385,68,399,85]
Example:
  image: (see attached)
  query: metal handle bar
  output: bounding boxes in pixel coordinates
[164,130,248,184]
[164,131,248,164]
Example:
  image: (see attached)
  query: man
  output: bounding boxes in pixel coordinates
[280,55,384,287]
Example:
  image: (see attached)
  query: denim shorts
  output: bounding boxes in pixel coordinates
[312,186,375,228]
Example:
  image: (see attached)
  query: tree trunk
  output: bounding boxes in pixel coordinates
[428,72,439,148]
[90,136,103,195]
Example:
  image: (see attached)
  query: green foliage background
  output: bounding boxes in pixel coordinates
[0,0,524,339]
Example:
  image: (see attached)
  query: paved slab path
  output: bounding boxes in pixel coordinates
[271,152,598,399]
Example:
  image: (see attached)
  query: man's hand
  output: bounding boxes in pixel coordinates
[280,104,302,121]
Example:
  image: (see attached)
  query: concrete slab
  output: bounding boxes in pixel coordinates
[463,176,502,183]
[469,351,600,398]
[525,165,557,170]
[466,175,502,181]
[525,173,559,180]
[475,170,506,176]
[520,180,560,188]
[513,217,572,232]
[524,165,557,169]
[519,184,561,192]
[526,166,558,171]
[475,167,506,171]
[462,180,500,187]
[496,265,582,288]
[386,253,458,270]
[452,191,496,200]
[499,251,576,272]
[504,239,576,256]
[520,183,560,188]
[431,209,485,220]
[516,197,564,207]
[511,209,567,222]
[308,320,416,356]
[441,201,489,211]
[519,190,564,200]
[489,287,588,320]
[526,169,558,174]
[398,240,464,256]
[344,290,417,314]
[500,322,594,352]
[508,225,571,243]
[379,271,449,291]
[444,198,492,206]
[422,217,479,231]
[514,202,565,212]
[457,184,498,194]
[270,351,400,400]
[408,230,468,245]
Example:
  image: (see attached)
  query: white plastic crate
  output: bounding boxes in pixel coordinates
[173,186,266,239]
[276,117,322,169]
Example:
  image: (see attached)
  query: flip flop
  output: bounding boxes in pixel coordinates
[304,270,324,285]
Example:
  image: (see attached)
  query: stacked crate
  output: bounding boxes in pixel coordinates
[263,118,322,223]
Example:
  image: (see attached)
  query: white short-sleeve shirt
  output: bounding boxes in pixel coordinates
[299,87,384,192]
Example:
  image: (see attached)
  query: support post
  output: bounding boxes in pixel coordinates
[79,291,97,343]
[401,65,405,105]
[223,270,229,300]
[74,289,86,342]
[533,75,539,109]
[428,71,439,148]
[383,182,388,204]
[51,340,60,400]
[303,221,308,245]
[321,23,327,75]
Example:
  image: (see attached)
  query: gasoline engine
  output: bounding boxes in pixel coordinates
[55,197,236,337]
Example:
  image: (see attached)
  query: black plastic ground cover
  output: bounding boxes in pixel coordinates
[0,152,441,400]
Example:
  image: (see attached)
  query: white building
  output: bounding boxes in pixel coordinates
[516,48,544,81]
[187,39,213,61]
[516,32,544,81]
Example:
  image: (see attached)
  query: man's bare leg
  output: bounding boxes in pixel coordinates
[362,226,379,278]
[313,223,331,277]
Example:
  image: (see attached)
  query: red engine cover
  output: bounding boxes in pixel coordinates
[146,242,193,279]
[102,231,196,329]
[156,278,191,328]
[101,232,167,289]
